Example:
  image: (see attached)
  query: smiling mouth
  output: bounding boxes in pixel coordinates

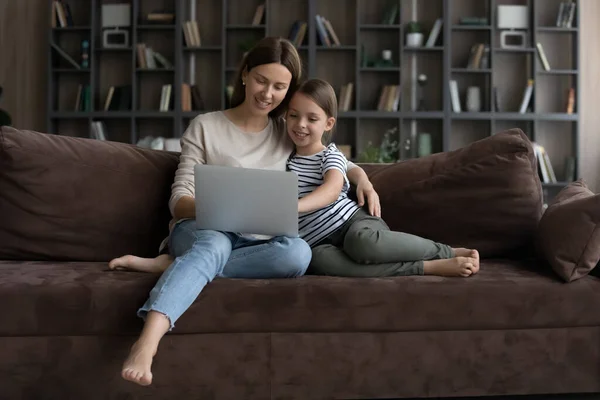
[255,97,271,109]
[293,130,309,139]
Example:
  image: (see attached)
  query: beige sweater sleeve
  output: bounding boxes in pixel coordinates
[168,118,206,216]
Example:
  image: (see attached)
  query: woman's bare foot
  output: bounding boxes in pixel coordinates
[452,248,480,273]
[424,256,478,277]
[109,254,173,273]
[121,340,156,386]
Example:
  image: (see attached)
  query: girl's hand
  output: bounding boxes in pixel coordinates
[356,181,381,217]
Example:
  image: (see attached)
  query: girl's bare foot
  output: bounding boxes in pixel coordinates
[424,256,478,277]
[108,254,173,273]
[122,341,156,386]
[452,248,480,273]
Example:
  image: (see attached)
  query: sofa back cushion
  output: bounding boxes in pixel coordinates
[0,126,179,261]
[359,129,543,258]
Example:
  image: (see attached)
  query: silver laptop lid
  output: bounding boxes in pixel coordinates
[194,164,299,237]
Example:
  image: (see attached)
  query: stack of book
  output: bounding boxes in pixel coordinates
[315,15,340,47]
[159,85,172,111]
[288,21,307,48]
[556,1,576,27]
[183,21,201,47]
[376,85,401,112]
[136,44,173,69]
[338,83,353,112]
[51,1,74,28]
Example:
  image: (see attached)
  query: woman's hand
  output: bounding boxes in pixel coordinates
[356,180,381,217]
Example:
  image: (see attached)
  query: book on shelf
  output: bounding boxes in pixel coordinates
[536,42,551,71]
[449,80,461,113]
[466,43,488,69]
[518,79,534,113]
[532,142,557,184]
[381,2,399,25]
[288,21,307,48]
[556,1,576,28]
[338,83,353,112]
[492,86,500,112]
[145,12,175,24]
[90,121,108,141]
[252,4,265,25]
[181,84,205,112]
[566,88,575,114]
[136,44,173,69]
[183,21,201,47]
[315,15,340,47]
[425,18,443,47]
[103,85,131,111]
[52,1,74,28]
[160,84,173,111]
[376,85,400,112]
[74,84,91,112]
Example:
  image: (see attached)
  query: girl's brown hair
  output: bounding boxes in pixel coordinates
[295,78,338,143]
[230,37,302,119]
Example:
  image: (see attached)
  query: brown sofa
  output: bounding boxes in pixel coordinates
[1,125,599,400]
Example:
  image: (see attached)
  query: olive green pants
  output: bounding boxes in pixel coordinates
[308,209,454,277]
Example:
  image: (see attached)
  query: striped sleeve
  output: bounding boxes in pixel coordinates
[322,145,347,176]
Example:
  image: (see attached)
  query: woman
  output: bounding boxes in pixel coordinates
[115,37,380,387]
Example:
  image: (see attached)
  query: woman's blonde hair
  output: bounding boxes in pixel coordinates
[230,37,302,120]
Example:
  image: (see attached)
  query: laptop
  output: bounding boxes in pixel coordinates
[194,164,299,237]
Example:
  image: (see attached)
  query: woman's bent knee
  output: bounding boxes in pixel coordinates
[273,237,311,277]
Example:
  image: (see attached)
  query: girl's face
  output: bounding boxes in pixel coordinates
[286,92,335,152]
[242,63,292,116]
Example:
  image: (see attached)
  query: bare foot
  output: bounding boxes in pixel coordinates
[121,341,156,386]
[452,248,480,273]
[109,254,173,274]
[424,256,478,277]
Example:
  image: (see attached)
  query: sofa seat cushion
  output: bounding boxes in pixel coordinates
[2,260,600,336]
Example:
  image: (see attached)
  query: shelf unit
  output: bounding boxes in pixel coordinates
[47,0,580,192]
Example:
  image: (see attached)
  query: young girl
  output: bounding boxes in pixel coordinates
[286,78,480,277]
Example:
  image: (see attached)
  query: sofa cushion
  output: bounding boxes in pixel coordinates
[536,180,600,282]
[359,128,543,258]
[2,259,600,336]
[0,126,179,262]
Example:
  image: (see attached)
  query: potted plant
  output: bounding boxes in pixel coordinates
[406,21,424,47]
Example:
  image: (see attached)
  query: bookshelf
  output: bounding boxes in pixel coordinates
[47,0,580,195]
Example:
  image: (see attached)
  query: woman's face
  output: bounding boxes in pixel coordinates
[242,63,292,115]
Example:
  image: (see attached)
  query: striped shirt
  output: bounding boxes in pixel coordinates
[287,143,361,246]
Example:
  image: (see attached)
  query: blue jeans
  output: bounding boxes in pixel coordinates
[138,220,311,329]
